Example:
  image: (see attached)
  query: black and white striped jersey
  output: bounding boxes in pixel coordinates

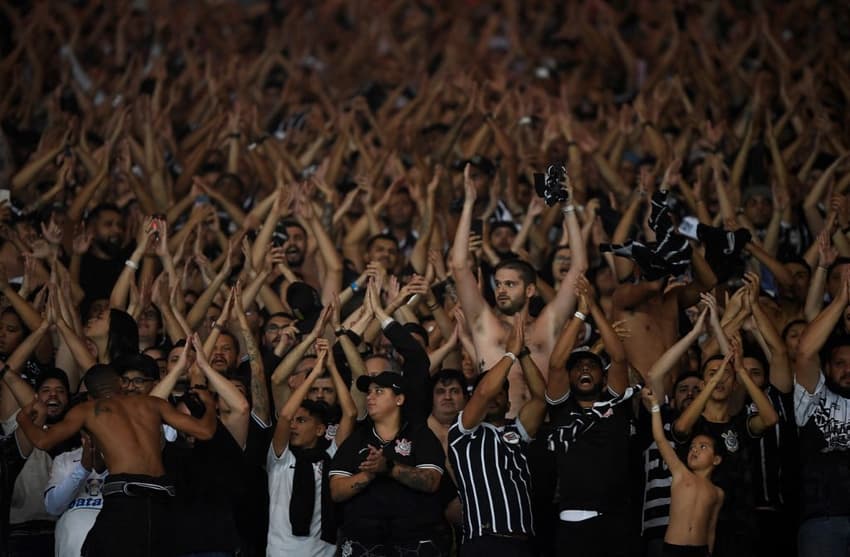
[447,413,534,541]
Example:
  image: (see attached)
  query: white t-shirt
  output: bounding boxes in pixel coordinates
[6,413,54,525]
[44,448,108,557]
[266,441,337,557]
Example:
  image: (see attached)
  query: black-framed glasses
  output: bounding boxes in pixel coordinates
[121,377,155,387]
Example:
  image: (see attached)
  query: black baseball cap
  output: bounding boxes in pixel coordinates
[356,371,406,395]
[286,282,323,334]
[565,348,607,372]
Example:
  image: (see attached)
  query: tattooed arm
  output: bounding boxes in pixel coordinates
[329,472,374,502]
[389,463,441,493]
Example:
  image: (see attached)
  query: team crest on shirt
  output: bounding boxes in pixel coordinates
[502,431,520,445]
[85,478,103,497]
[395,438,412,456]
[325,423,338,441]
[341,540,352,557]
[721,430,739,454]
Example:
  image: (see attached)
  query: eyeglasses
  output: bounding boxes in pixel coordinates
[265,324,292,333]
[121,377,155,387]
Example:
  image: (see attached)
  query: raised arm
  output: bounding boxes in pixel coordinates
[270,306,331,410]
[273,343,328,458]
[797,269,849,393]
[186,243,232,330]
[150,340,191,400]
[547,303,585,401]
[673,353,731,440]
[156,388,217,441]
[536,197,588,337]
[730,339,778,435]
[109,219,152,310]
[647,309,707,400]
[449,164,489,327]
[804,229,836,321]
[326,342,357,447]
[645,389,688,477]
[191,334,250,448]
[578,276,628,394]
[234,289,270,426]
[745,274,792,393]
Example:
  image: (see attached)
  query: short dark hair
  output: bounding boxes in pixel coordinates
[673,371,702,389]
[300,399,330,426]
[113,353,159,381]
[36,368,71,394]
[216,329,239,350]
[279,219,307,237]
[489,221,518,238]
[494,259,537,285]
[366,233,399,251]
[213,172,245,195]
[782,319,807,341]
[85,203,122,225]
[431,369,469,397]
[700,354,726,376]
[784,257,811,278]
[822,334,850,366]
[83,364,121,398]
[692,432,726,460]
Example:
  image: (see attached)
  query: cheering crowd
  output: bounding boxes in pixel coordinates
[2,0,850,556]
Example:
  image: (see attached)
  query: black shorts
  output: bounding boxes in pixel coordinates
[82,474,176,557]
[662,542,710,557]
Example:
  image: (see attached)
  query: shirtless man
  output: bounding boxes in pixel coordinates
[16,364,217,557]
[451,164,586,415]
[645,388,724,557]
[611,252,715,381]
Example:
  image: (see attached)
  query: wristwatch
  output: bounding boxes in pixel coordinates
[517,346,531,359]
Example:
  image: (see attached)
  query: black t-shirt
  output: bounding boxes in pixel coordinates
[164,421,246,554]
[79,250,129,303]
[329,420,445,545]
[747,387,797,510]
[548,391,634,514]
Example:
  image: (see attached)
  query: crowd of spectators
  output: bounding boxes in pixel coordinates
[1,0,850,556]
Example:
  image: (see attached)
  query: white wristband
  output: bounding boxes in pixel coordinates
[124,259,139,271]
[563,205,576,214]
[651,404,660,414]
[574,311,586,322]
[503,352,517,363]
[380,317,395,330]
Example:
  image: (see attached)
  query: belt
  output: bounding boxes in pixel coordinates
[559,510,602,522]
[482,531,529,541]
[101,480,176,498]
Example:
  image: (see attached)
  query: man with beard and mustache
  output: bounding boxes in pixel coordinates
[78,203,130,303]
[1,367,72,556]
[451,164,587,418]
[794,271,850,556]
